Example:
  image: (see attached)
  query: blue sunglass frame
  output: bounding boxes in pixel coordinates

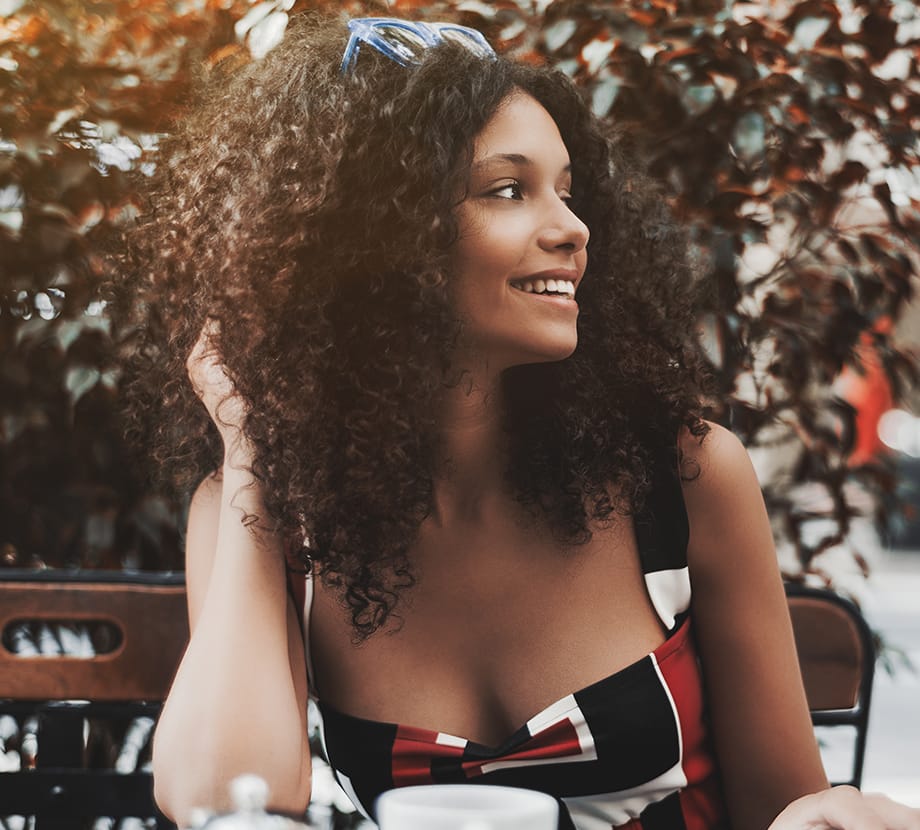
[340,17,496,75]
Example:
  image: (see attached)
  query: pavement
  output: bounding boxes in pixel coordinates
[820,546,920,804]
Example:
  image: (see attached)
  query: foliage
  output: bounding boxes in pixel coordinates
[1,0,918,586]
[0,0,253,569]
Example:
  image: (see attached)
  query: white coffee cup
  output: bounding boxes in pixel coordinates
[376,784,558,830]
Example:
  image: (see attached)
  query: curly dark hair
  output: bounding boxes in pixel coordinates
[118,11,710,639]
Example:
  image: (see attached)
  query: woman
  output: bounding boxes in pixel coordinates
[127,14,918,830]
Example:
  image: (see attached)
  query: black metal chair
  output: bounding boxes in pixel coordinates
[785,582,876,788]
[0,569,188,829]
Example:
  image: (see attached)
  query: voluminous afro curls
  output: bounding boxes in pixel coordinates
[117,12,710,639]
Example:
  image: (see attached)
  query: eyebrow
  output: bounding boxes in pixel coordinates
[472,153,572,174]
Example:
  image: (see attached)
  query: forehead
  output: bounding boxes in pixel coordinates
[472,92,569,164]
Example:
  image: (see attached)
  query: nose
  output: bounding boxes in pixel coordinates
[538,199,590,254]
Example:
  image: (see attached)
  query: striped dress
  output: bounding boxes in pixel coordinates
[288,445,728,829]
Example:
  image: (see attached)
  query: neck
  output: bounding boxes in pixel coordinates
[432,369,508,524]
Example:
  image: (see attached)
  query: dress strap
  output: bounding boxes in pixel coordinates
[284,544,317,692]
[301,571,317,690]
[633,438,691,631]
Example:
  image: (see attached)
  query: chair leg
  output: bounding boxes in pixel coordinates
[36,709,85,830]
[852,715,869,788]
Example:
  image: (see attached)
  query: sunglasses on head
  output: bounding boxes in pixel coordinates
[340,17,496,75]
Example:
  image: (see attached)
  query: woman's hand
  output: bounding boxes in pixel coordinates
[187,319,251,464]
[769,787,920,830]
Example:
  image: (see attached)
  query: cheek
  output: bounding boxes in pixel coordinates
[473,225,529,276]
[451,209,531,287]
[453,235,506,285]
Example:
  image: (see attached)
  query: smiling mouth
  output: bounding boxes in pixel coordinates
[509,278,576,298]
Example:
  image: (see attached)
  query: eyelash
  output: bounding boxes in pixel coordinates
[488,181,524,200]
[486,181,574,203]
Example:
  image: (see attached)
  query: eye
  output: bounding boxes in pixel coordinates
[487,181,523,200]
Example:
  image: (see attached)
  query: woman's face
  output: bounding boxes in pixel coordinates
[450,90,589,373]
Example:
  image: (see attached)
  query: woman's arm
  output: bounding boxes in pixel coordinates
[681,422,828,829]
[151,326,311,824]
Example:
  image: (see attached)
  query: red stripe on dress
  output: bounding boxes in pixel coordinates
[461,716,583,778]
[654,621,725,830]
[679,775,730,830]
[392,725,466,787]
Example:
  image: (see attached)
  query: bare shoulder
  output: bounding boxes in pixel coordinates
[678,420,756,493]
[677,420,768,574]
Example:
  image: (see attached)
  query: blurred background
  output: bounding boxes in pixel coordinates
[1,0,918,818]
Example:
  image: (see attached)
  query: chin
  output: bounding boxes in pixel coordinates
[514,338,579,367]
[543,330,579,361]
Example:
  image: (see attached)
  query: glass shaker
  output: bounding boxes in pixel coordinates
[187,774,324,830]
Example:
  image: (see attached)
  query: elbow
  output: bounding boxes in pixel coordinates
[151,724,193,825]
[151,724,312,824]
[150,715,218,824]
[152,771,180,826]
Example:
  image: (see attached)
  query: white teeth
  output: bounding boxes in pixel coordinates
[511,278,576,297]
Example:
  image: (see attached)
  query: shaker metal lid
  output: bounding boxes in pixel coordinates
[188,774,311,830]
